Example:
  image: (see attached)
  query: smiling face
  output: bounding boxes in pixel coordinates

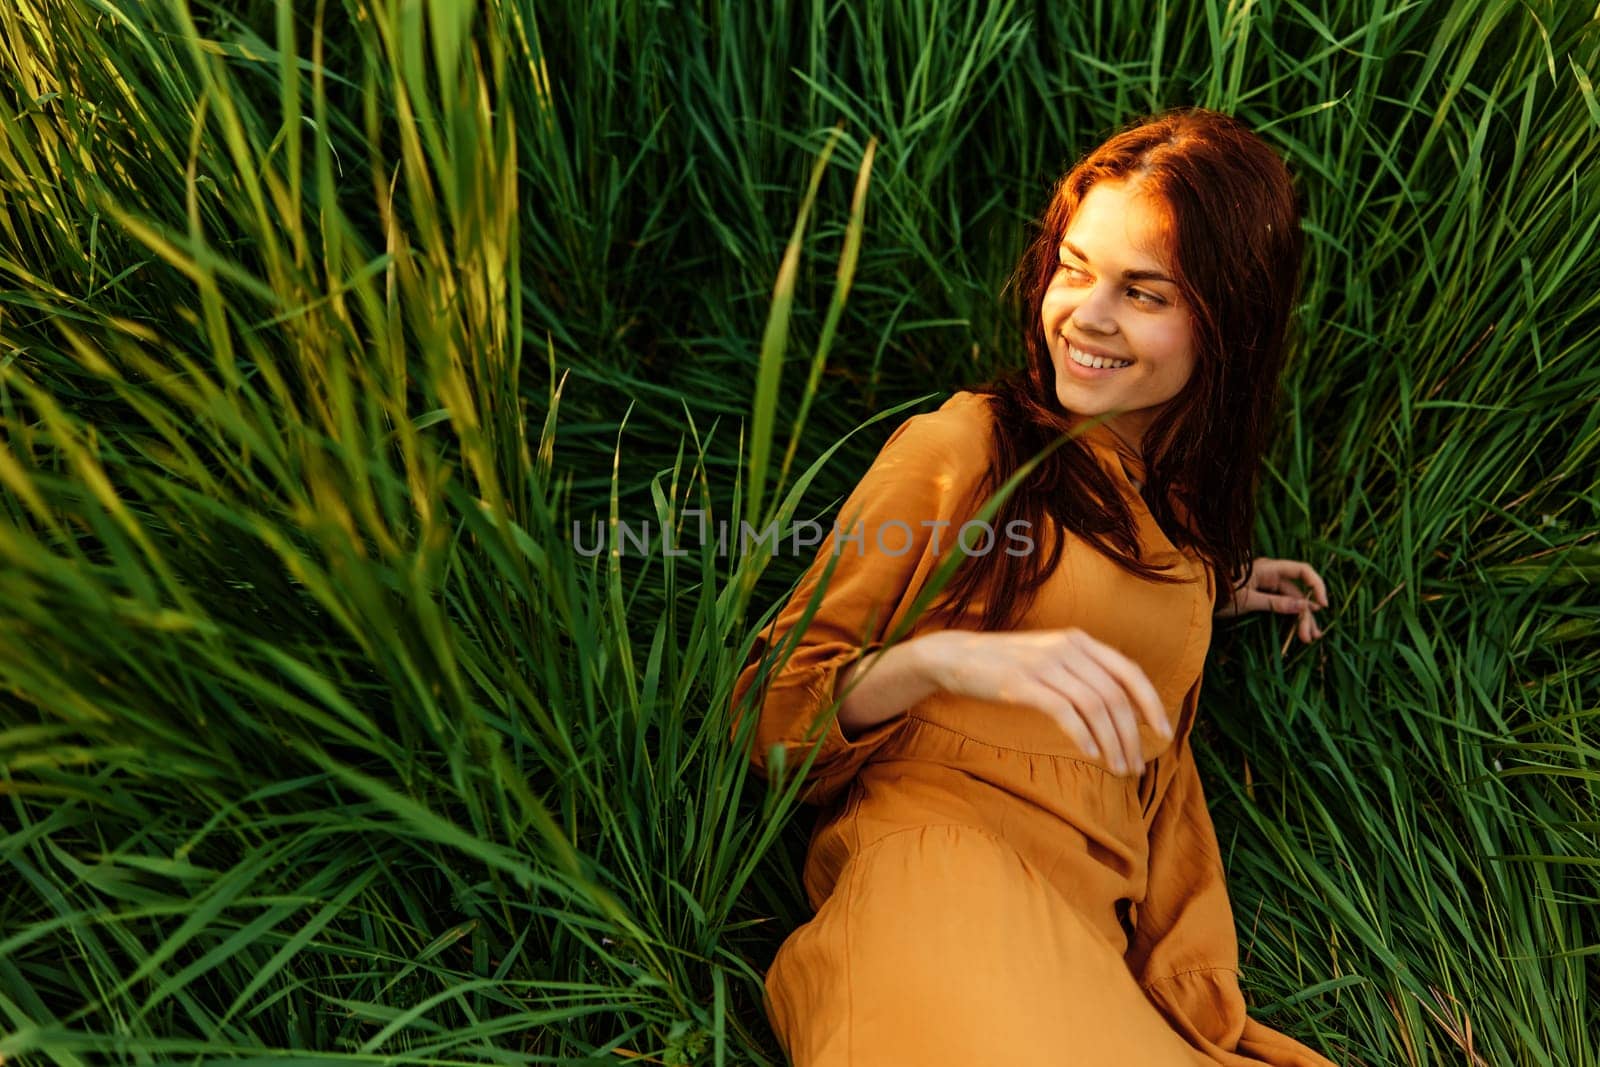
[1041,179,1198,454]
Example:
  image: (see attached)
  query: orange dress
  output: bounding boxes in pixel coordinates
[730,391,1340,1066]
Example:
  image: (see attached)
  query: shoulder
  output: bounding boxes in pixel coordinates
[881,390,998,457]
[848,391,997,516]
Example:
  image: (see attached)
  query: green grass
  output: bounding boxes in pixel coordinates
[0,0,1596,1063]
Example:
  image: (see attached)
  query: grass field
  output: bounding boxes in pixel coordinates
[1,0,1597,1063]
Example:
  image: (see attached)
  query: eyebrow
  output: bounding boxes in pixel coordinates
[1060,241,1175,284]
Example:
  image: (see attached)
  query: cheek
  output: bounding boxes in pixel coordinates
[1140,318,1195,369]
[1041,276,1085,315]
[1040,286,1068,324]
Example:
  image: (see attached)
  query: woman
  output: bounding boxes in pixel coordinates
[731,108,1340,1065]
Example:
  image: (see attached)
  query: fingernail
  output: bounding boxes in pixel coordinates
[1085,741,1101,758]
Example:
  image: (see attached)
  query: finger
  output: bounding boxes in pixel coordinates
[1285,560,1328,608]
[1059,656,1143,775]
[1255,556,1291,581]
[1252,561,1293,594]
[1046,669,1128,774]
[1301,606,1324,642]
[1238,589,1273,614]
[1022,680,1101,759]
[1067,631,1167,751]
[1268,591,1313,615]
[1080,634,1171,741]
[1304,565,1329,608]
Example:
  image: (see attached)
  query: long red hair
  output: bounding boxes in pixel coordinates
[935,107,1304,631]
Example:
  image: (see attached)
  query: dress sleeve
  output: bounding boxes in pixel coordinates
[728,396,991,807]
[1127,706,1342,1066]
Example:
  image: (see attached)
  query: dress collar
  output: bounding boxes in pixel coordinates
[1059,410,1210,591]
[1067,413,1207,587]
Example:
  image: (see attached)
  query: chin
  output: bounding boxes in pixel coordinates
[1053,384,1104,416]
[1050,363,1098,404]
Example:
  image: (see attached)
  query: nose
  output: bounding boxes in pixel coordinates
[1070,283,1119,336]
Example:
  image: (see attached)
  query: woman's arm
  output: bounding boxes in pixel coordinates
[727,396,991,806]
[832,640,942,741]
[837,627,1172,776]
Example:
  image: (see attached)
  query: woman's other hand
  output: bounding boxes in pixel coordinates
[1215,555,1328,643]
[914,628,1170,777]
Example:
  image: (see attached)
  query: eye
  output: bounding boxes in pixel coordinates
[1056,249,1090,281]
[1127,287,1167,307]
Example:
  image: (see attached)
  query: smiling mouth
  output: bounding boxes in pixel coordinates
[1064,340,1132,370]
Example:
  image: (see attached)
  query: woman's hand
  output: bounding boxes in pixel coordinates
[1215,556,1329,644]
[913,628,1170,777]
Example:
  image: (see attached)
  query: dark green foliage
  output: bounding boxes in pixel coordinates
[0,0,1595,1063]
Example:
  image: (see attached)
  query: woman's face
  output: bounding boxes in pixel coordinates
[1040,178,1198,453]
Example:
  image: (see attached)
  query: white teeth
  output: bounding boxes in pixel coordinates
[1067,343,1131,370]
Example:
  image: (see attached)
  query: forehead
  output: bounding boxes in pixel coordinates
[1061,180,1174,270]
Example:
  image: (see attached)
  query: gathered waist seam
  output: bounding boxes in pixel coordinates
[847,818,1026,867]
[898,712,1116,771]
